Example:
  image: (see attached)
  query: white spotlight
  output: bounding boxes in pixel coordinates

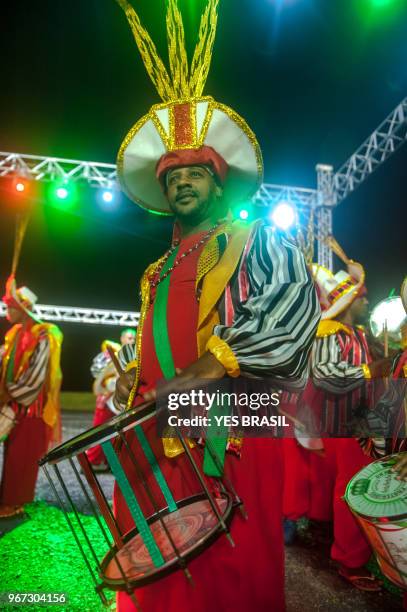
[102,190,114,203]
[271,203,296,230]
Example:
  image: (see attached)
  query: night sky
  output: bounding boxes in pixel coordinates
[0,0,406,390]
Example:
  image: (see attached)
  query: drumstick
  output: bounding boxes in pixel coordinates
[383,320,389,358]
[106,344,124,376]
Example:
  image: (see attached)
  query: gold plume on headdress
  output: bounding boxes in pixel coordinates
[114,0,219,102]
[325,235,351,265]
[11,213,30,276]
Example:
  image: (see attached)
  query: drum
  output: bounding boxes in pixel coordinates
[0,405,16,442]
[345,453,407,590]
[370,296,406,350]
[39,401,240,606]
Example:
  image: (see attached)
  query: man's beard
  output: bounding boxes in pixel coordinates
[171,195,215,225]
[355,309,368,326]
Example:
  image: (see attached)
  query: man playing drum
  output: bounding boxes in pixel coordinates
[0,276,63,518]
[111,1,320,610]
[307,245,395,591]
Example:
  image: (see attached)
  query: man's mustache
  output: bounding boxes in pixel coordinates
[175,189,198,202]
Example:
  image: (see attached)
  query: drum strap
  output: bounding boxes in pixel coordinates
[151,246,228,477]
[134,424,177,512]
[102,440,165,568]
[152,248,179,379]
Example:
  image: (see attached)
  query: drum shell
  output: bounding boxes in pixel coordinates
[345,453,407,591]
[351,512,407,589]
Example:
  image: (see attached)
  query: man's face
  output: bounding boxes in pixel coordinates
[6,306,24,324]
[120,331,136,346]
[350,295,369,324]
[165,165,222,224]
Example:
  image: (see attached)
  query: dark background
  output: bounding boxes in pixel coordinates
[0,0,406,390]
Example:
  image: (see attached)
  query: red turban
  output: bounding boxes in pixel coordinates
[156,145,229,189]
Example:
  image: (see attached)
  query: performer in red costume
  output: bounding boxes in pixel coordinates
[111,2,320,610]
[0,277,63,518]
[86,330,136,471]
[307,241,394,591]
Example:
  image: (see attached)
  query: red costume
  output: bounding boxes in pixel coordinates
[0,312,62,509]
[283,249,382,578]
[115,232,288,612]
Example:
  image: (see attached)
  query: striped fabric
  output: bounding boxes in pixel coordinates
[312,327,370,394]
[311,326,373,438]
[90,351,111,379]
[6,337,50,407]
[214,223,321,390]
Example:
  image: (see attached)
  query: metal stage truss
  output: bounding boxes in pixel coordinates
[0,303,139,327]
[0,97,405,323]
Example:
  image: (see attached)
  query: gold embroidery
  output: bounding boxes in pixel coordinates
[126,256,166,409]
[197,97,215,146]
[196,234,220,290]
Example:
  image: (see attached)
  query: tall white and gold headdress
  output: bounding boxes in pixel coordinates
[115,0,263,214]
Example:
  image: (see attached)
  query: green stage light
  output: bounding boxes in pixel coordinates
[56,187,69,200]
[47,182,77,209]
[370,0,394,6]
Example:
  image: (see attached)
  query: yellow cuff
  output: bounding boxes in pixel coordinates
[125,360,138,373]
[206,335,240,378]
[361,363,371,379]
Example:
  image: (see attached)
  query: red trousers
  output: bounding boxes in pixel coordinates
[283,438,373,568]
[0,412,50,506]
[86,397,113,465]
[115,433,285,612]
[323,439,372,568]
[283,438,333,522]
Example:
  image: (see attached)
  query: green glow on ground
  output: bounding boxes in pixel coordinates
[0,501,115,611]
[0,501,400,610]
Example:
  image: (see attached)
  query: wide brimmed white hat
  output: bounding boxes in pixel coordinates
[117,97,262,214]
[2,275,41,323]
[312,263,366,320]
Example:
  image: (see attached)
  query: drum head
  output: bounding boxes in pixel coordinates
[370,296,406,346]
[39,401,156,464]
[101,493,234,589]
[345,453,407,520]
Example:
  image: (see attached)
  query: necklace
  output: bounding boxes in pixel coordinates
[150,222,221,289]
